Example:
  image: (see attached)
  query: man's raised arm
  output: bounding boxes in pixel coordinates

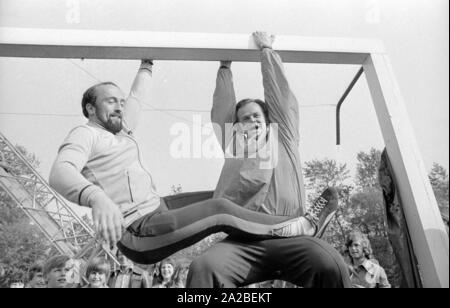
[123,59,154,133]
[211,61,236,152]
[254,31,300,145]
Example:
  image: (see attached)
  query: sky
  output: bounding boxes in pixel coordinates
[0,0,448,198]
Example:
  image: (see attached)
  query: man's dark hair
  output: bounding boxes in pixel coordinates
[235,98,270,123]
[81,82,119,118]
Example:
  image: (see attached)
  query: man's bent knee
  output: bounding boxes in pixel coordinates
[187,256,217,287]
[187,254,233,288]
[189,256,216,275]
[310,245,349,287]
[296,237,350,288]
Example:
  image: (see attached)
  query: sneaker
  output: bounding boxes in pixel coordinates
[305,187,339,238]
[270,216,310,237]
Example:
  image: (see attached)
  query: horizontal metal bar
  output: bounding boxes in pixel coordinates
[0,27,385,64]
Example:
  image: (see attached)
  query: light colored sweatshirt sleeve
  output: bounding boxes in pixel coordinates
[261,48,300,145]
[211,67,236,152]
[123,61,153,133]
[49,126,104,207]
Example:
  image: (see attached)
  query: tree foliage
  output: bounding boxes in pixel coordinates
[429,163,449,210]
[355,148,382,189]
[304,159,351,195]
[428,162,449,233]
[0,145,56,287]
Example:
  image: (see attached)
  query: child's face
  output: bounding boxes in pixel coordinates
[29,272,46,288]
[88,271,107,288]
[46,263,71,288]
[161,263,174,280]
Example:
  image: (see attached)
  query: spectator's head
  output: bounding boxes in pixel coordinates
[43,255,71,288]
[81,81,124,134]
[9,272,25,288]
[85,257,110,288]
[27,261,46,288]
[116,250,134,270]
[345,231,373,262]
[160,258,175,281]
[155,258,176,285]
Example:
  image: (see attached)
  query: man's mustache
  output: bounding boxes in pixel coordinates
[109,113,123,119]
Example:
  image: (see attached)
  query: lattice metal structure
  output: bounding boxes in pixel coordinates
[0,131,118,266]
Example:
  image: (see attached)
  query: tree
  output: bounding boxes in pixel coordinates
[0,219,56,287]
[304,158,352,196]
[428,163,449,210]
[0,144,56,287]
[351,148,386,237]
[355,148,382,190]
[428,163,449,232]
[303,158,353,252]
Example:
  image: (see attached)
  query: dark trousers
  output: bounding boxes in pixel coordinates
[186,236,351,288]
[118,196,299,264]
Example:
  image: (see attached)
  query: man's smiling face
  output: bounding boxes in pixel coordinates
[89,84,125,134]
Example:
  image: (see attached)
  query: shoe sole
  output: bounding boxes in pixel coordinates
[315,210,336,239]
